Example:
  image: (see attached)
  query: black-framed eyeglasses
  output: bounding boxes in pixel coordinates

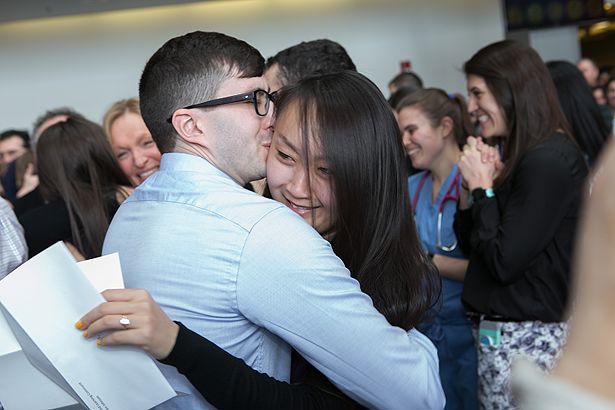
[166,89,276,123]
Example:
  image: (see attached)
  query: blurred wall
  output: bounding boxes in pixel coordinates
[0,0,505,131]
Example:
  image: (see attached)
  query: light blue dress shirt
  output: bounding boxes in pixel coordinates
[104,153,445,410]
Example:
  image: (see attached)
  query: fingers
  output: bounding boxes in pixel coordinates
[74,288,179,359]
[462,143,476,157]
[79,300,137,326]
[101,288,151,302]
[83,313,137,338]
[76,291,150,331]
[485,146,496,163]
[95,328,148,348]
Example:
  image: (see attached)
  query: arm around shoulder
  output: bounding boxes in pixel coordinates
[236,208,445,410]
[162,323,358,410]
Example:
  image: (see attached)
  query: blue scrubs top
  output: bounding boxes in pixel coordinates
[409,165,466,324]
[409,165,478,410]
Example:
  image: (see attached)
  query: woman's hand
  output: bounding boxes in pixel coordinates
[459,137,499,190]
[76,289,179,360]
[475,137,504,177]
[16,163,39,199]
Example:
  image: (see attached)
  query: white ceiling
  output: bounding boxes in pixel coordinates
[0,0,209,23]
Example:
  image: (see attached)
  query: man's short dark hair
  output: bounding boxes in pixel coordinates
[266,39,356,87]
[388,71,424,91]
[139,31,264,153]
[0,129,30,149]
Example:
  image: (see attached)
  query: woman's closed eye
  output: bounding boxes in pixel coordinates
[404,126,416,136]
[276,149,294,163]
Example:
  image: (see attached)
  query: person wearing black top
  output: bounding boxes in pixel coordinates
[19,116,131,259]
[455,40,588,409]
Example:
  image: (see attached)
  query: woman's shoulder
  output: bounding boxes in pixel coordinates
[532,132,582,157]
[521,133,587,177]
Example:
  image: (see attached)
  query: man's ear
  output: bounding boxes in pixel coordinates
[171,108,206,146]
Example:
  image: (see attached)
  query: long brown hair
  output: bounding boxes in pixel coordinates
[464,40,572,185]
[37,116,131,257]
[274,71,441,330]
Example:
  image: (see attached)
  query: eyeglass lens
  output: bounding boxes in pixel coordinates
[255,90,270,116]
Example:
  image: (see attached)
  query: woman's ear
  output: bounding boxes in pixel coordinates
[440,116,454,139]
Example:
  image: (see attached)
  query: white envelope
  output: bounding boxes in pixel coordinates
[0,243,176,410]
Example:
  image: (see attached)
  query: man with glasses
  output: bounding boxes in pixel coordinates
[103,31,441,409]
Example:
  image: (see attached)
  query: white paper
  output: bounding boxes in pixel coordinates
[77,253,125,292]
[0,243,175,409]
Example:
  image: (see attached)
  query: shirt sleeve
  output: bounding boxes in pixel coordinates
[236,208,445,410]
[468,147,583,285]
[161,322,357,410]
[0,198,27,279]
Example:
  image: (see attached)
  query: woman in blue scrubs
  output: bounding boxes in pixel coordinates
[396,88,477,410]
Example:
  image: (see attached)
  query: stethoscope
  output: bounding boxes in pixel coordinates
[411,169,460,252]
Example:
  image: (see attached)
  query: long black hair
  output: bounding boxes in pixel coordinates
[37,116,131,257]
[547,60,609,167]
[273,71,441,330]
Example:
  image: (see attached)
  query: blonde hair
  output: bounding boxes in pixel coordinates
[102,97,141,143]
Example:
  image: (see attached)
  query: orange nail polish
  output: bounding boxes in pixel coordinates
[83,330,88,338]
[96,339,102,346]
[75,320,83,330]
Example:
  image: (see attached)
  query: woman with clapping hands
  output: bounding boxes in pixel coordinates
[454,40,589,409]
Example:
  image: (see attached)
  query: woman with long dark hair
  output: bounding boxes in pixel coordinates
[77,71,444,409]
[19,116,132,259]
[547,60,610,167]
[455,40,588,408]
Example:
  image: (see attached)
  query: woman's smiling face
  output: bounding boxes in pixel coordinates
[266,104,336,238]
[466,74,509,138]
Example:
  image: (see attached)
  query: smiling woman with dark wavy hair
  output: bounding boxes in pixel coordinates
[455,40,589,408]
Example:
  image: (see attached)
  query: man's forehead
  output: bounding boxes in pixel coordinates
[0,136,25,147]
[216,75,267,96]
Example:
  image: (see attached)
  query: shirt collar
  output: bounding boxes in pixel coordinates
[160,152,234,182]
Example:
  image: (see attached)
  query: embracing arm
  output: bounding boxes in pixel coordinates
[162,322,356,410]
[238,209,445,410]
[78,289,355,410]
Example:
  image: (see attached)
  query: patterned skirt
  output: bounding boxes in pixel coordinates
[473,320,568,410]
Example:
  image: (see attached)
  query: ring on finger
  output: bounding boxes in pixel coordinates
[119,315,131,329]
